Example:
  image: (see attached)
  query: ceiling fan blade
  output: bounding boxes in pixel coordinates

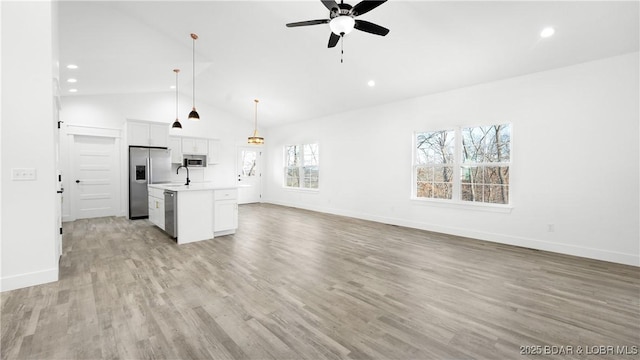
[351,0,387,16]
[354,19,390,36]
[321,0,340,12]
[286,19,330,27]
[328,33,340,48]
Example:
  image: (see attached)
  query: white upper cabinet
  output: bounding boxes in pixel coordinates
[169,136,183,164]
[208,139,221,164]
[167,135,221,164]
[182,137,207,155]
[148,124,169,147]
[128,121,169,147]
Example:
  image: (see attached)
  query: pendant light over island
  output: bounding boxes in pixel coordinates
[188,33,200,121]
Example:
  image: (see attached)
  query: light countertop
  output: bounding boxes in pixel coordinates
[149,183,237,192]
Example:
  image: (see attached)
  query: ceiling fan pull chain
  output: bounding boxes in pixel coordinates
[341,34,344,63]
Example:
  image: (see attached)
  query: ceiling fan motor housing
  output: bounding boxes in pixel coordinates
[330,3,353,18]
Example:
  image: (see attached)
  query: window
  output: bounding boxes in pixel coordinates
[413,124,511,205]
[241,150,257,177]
[461,124,510,204]
[415,130,455,199]
[285,143,319,189]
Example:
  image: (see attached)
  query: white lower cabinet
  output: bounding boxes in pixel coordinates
[148,187,165,230]
[214,189,238,234]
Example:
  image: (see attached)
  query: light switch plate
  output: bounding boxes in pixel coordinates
[11,168,37,181]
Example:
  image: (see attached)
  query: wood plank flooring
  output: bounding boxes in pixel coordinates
[2,203,639,359]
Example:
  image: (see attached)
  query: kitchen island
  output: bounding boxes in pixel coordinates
[148,183,238,244]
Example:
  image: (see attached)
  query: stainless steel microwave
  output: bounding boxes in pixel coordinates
[183,154,207,167]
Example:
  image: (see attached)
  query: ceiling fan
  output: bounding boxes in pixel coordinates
[286,0,390,48]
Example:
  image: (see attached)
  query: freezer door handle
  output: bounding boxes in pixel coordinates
[147,157,152,184]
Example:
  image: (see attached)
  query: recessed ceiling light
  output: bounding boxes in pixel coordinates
[170,85,176,89]
[367,80,375,87]
[540,27,555,38]
[69,89,78,93]
[66,64,78,69]
[67,78,77,83]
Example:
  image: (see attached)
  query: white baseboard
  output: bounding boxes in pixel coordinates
[264,200,639,267]
[1,267,59,292]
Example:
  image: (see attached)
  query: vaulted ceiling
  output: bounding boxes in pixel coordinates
[59,1,639,127]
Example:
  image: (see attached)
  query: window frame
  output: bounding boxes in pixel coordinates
[411,123,512,211]
[283,143,319,191]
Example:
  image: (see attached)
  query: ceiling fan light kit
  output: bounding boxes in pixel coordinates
[330,16,355,35]
[188,33,200,121]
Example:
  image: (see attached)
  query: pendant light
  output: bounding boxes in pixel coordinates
[171,69,182,129]
[188,33,200,121]
[248,99,264,144]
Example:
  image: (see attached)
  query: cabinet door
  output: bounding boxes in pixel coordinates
[148,197,156,224]
[149,123,169,147]
[129,122,150,146]
[182,138,196,154]
[214,200,238,232]
[169,137,183,164]
[156,198,165,230]
[208,139,221,164]
[194,139,208,154]
[182,138,207,155]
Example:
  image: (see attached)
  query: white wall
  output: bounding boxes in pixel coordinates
[1,1,59,291]
[59,92,257,219]
[264,53,640,266]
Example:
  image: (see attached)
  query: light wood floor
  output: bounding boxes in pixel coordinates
[2,204,639,359]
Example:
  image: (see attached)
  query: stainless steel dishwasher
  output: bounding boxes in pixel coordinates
[164,190,177,238]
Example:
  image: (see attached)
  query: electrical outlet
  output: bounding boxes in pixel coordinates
[11,168,37,181]
[547,224,555,232]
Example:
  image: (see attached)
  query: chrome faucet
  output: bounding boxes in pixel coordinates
[177,165,190,186]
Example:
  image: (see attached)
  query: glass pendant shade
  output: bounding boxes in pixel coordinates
[329,16,355,35]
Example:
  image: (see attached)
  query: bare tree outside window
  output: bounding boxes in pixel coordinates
[461,124,511,204]
[284,143,319,189]
[415,130,454,199]
[285,145,300,187]
[241,150,257,177]
[413,124,511,205]
[302,144,319,189]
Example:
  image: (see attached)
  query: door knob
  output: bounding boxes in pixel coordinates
[75,180,80,183]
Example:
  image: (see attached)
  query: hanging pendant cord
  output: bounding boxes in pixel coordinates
[192,36,196,108]
[174,69,179,119]
[254,99,259,133]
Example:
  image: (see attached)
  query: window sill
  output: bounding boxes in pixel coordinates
[282,186,320,193]
[410,197,513,213]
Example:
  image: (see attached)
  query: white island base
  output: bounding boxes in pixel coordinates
[148,184,238,245]
[177,190,214,244]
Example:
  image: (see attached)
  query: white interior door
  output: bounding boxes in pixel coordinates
[237,147,262,204]
[72,135,118,219]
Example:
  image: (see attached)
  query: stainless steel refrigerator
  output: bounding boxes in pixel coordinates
[129,146,171,219]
